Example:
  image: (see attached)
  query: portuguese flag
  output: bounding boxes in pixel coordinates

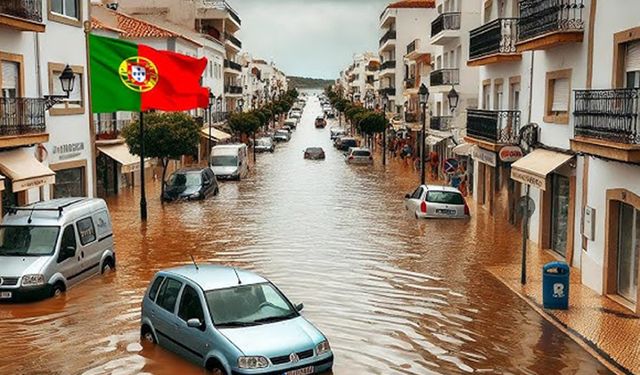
[89,34,209,113]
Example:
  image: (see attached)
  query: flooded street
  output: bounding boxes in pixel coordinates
[0,95,611,375]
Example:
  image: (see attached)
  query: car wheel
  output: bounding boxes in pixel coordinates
[141,326,157,344]
[415,212,419,219]
[214,187,220,195]
[51,282,65,298]
[101,257,115,274]
[206,359,227,375]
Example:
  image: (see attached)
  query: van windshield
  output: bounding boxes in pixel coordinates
[212,155,238,167]
[0,226,60,256]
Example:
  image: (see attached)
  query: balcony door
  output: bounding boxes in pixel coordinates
[1,61,20,98]
[617,202,639,304]
[626,41,640,88]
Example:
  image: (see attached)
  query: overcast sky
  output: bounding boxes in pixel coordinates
[229,0,389,80]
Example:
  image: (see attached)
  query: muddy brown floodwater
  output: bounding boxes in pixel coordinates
[0,94,612,375]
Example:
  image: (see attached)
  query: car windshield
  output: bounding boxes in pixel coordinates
[276,131,288,135]
[306,148,323,153]
[206,282,297,327]
[257,138,271,146]
[212,155,238,167]
[426,191,465,205]
[0,226,60,256]
[168,172,201,187]
[344,139,357,146]
[353,150,370,157]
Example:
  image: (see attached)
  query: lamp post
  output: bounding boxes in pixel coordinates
[44,65,75,109]
[447,85,459,113]
[216,96,222,123]
[207,92,215,167]
[419,83,430,186]
[382,93,389,166]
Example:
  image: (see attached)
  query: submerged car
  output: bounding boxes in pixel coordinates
[345,147,373,165]
[141,265,334,375]
[314,117,326,128]
[304,147,325,160]
[255,137,275,153]
[404,185,470,219]
[273,130,291,142]
[163,168,219,201]
[335,137,358,151]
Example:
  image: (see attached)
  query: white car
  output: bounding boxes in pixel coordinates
[404,185,470,219]
[345,147,373,165]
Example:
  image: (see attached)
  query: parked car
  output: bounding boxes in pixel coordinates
[0,198,115,302]
[273,129,291,142]
[282,125,293,133]
[345,147,373,165]
[211,144,249,180]
[336,137,358,151]
[304,147,326,160]
[163,168,219,202]
[289,110,302,119]
[255,137,275,153]
[404,185,470,219]
[315,117,327,128]
[284,119,297,129]
[330,127,347,140]
[325,110,335,119]
[140,265,334,374]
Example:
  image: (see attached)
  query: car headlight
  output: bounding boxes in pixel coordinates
[237,356,268,369]
[190,192,201,199]
[21,274,45,287]
[316,340,331,355]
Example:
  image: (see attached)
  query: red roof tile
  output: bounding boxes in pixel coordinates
[388,0,435,9]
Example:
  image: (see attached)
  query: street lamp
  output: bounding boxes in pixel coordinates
[447,85,459,113]
[45,65,75,110]
[419,83,430,186]
[207,91,215,167]
[382,93,389,166]
[216,96,223,122]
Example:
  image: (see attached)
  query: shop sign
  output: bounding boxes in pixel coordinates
[13,175,56,192]
[471,147,496,167]
[511,168,547,190]
[499,146,523,162]
[53,142,85,161]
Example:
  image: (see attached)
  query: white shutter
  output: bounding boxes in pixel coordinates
[626,41,640,72]
[1,61,18,90]
[551,78,569,112]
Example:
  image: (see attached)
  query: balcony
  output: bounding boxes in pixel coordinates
[224,59,242,73]
[379,60,396,77]
[224,32,242,50]
[0,97,49,147]
[405,39,431,61]
[379,29,396,50]
[0,0,44,32]
[571,89,640,162]
[431,116,453,131]
[405,112,420,123]
[404,77,416,89]
[379,87,396,97]
[224,85,243,95]
[430,68,459,86]
[517,0,584,52]
[198,0,241,31]
[466,109,521,149]
[468,18,521,66]
[379,8,396,28]
[431,12,461,45]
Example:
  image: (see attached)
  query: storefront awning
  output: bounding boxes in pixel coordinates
[425,135,445,146]
[200,126,232,142]
[0,149,55,192]
[453,143,474,156]
[510,149,574,191]
[98,144,149,174]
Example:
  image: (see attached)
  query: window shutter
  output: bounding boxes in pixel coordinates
[626,41,640,72]
[1,61,18,90]
[551,78,569,112]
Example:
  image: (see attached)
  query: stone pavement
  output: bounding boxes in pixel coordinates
[488,247,640,375]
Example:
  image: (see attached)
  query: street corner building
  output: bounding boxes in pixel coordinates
[89,34,210,113]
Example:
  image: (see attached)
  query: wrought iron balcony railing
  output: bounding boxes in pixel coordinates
[407,40,417,55]
[379,87,396,97]
[430,116,453,131]
[405,112,419,123]
[469,18,518,60]
[380,60,396,71]
[467,109,521,144]
[224,59,242,72]
[0,0,42,23]
[225,85,243,94]
[202,0,241,25]
[95,118,131,140]
[224,32,242,49]
[574,89,640,144]
[430,68,459,86]
[518,0,584,43]
[0,97,46,136]
[431,12,461,38]
[379,29,397,47]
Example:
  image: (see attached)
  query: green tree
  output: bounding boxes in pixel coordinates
[122,112,200,199]
[359,112,387,135]
[228,112,261,137]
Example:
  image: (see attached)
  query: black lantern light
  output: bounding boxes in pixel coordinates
[45,64,75,110]
[447,85,459,112]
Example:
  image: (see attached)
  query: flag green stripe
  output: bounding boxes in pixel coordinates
[90,34,141,113]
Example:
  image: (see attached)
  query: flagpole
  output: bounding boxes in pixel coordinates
[139,111,147,221]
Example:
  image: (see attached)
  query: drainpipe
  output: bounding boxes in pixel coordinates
[35,31,45,202]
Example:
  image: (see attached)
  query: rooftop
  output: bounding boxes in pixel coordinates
[387,0,436,9]
[164,265,267,291]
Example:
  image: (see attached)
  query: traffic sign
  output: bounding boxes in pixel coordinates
[443,158,458,174]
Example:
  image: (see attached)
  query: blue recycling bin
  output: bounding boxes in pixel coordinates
[542,261,570,310]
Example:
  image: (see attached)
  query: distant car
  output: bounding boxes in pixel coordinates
[330,127,347,140]
[163,167,219,201]
[345,147,373,165]
[336,137,358,151]
[282,125,294,133]
[325,110,335,119]
[254,137,275,153]
[284,119,297,129]
[141,265,334,374]
[315,117,327,128]
[273,130,291,142]
[289,110,302,119]
[304,147,325,160]
[404,185,470,219]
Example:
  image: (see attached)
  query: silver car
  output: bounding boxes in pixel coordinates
[345,147,373,165]
[404,185,470,219]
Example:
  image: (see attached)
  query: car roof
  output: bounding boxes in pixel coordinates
[173,167,206,173]
[162,264,267,291]
[3,198,108,226]
[424,185,463,193]
[351,147,370,152]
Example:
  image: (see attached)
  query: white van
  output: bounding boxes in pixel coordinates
[0,198,115,302]
[211,144,249,180]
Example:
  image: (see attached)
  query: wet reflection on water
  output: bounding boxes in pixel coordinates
[0,95,611,375]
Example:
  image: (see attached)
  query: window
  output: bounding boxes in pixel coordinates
[482,82,491,110]
[57,225,76,263]
[178,285,205,324]
[1,61,19,98]
[494,80,503,110]
[48,63,84,115]
[76,217,96,245]
[544,69,572,124]
[53,167,85,198]
[50,0,80,20]
[625,41,640,88]
[509,79,521,110]
[617,203,639,303]
[156,278,183,312]
[149,276,165,301]
[411,187,423,199]
[426,191,465,205]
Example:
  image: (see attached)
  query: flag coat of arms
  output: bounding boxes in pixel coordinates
[89,34,209,113]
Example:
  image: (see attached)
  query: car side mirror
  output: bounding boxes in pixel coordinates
[187,318,203,329]
[295,303,304,312]
[405,193,411,199]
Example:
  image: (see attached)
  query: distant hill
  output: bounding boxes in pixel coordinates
[288,76,334,90]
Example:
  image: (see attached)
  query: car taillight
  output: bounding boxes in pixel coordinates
[420,201,427,213]
[348,156,354,160]
[304,153,309,158]
[464,203,470,216]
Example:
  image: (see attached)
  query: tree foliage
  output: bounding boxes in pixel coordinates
[358,112,387,134]
[228,112,261,135]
